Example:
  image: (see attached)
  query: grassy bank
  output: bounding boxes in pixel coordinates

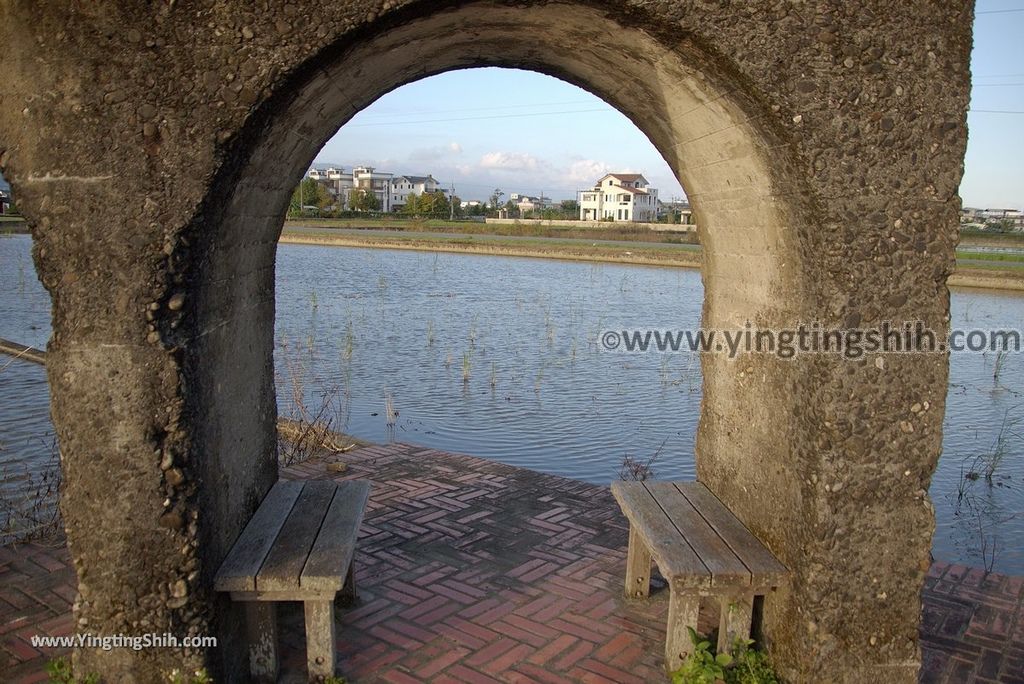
[285,217,698,245]
[0,215,28,233]
[280,229,1024,290]
[280,231,702,268]
[958,229,1024,249]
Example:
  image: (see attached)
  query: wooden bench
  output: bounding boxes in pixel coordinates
[610,481,787,672]
[215,479,371,682]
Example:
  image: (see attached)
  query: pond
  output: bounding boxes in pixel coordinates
[1,235,1022,574]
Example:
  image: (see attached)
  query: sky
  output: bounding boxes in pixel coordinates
[314,2,1024,207]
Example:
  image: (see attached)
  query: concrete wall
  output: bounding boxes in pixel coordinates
[0,1,972,681]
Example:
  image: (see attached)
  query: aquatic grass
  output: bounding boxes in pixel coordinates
[489,362,497,389]
[992,349,1006,382]
[384,390,397,427]
[984,408,1021,482]
[342,320,354,361]
[426,319,435,347]
[0,434,62,546]
[276,337,350,466]
[618,438,667,481]
[462,352,471,383]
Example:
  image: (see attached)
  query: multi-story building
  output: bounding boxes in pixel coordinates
[308,167,354,209]
[509,193,553,215]
[391,175,445,211]
[579,173,658,222]
[659,199,694,225]
[307,167,448,212]
[961,207,1024,230]
[351,166,394,212]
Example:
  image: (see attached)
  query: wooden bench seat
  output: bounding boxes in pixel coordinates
[215,479,371,682]
[610,481,787,672]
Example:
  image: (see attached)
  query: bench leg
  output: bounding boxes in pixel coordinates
[244,602,279,684]
[625,526,652,598]
[342,559,356,603]
[717,593,754,655]
[305,598,337,681]
[664,589,700,672]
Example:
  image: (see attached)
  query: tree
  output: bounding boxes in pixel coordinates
[502,199,520,218]
[418,190,450,218]
[559,199,579,219]
[348,188,381,212]
[489,188,504,209]
[401,193,420,216]
[289,178,331,216]
[450,195,464,219]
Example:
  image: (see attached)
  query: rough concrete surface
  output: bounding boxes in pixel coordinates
[0,1,972,681]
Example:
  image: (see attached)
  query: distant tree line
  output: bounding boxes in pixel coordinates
[287,180,580,221]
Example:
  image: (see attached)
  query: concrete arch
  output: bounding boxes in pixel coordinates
[191,4,821,681]
[0,1,971,681]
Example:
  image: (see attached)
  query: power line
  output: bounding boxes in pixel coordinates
[346,108,614,127]
[976,7,1024,13]
[974,82,1024,86]
[969,108,1024,114]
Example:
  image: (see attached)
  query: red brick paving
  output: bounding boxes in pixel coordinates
[2,443,1022,682]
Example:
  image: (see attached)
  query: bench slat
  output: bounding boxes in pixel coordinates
[676,483,787,584]
[645,482,751,586]
[256,481,337,593]
[215,480,304,592]
[611,481,710,587]
[301,480,371,592]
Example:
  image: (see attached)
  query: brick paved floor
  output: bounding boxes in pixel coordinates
[2,443,1022,682]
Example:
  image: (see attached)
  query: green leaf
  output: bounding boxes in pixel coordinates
[715,652,734,666]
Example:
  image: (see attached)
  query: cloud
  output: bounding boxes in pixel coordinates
[479,151,544,172]
[566,159,613,184]
[408,142,463,163]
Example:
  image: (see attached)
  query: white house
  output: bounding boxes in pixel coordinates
[579,173,658,222]
[391,175,445,211]
[307,167,451,212]
[309,167,355,209]
[509,193,553,215]
[351,166,394,211]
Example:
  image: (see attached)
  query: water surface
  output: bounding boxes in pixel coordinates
[1,235,1021,573]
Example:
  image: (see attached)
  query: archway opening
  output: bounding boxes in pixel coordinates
[274,66,705,484]
[186,1,812,677]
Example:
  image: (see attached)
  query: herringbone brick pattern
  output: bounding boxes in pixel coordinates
[2,443,1022,682]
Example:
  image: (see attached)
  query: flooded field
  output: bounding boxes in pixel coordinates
[1,235,1021,573]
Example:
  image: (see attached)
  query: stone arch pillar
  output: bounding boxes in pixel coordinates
[0,1,971,681]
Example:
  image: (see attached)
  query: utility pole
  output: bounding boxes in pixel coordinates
[450,181,455,221]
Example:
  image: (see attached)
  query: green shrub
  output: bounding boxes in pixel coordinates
[671,628,780,684]
[46,657,99,684]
